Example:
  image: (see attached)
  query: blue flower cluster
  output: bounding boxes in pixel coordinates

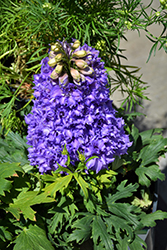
[25,41,132,173]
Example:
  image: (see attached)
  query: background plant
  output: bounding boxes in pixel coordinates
[0,0,167,133]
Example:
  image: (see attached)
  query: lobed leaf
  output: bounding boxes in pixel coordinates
[43,174,73,198]
[0,226,12,242]
[107,203,142,230]
[128,234,146,250]
[140,210,167,228]
[7,190,55,221]
[105,215,133,240]
[13,225,54,250]
[135,165,165,187]
[138,137,167,166]
[92,215,113,249]
[0,162,23,195]
[107,180,138,203]
[68,214,93,243]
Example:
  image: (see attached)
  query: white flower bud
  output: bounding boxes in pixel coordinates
[51,42,62,52]
[75,59,87,69]
[72,40,80,49]
[70,68,80,82]
[48,58,57,67]
[72,50,87,58]
[55,53,63,62]
[55,64,63,74]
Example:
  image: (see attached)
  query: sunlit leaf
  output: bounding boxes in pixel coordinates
[43,174,73,198]
[13,225,54,250]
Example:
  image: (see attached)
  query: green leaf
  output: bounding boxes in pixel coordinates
[49,210,65,234]
[0,162,23,195]
[7,191,55,221]
[107,180,138,203]
[73,172,89,199]
[140,210,167,227]
[5,131,29,149]
[105,215,133,240]
[138,137,167,166]
[68,214,93,243]
[0,226,12,242]
[13,224,54,250]
[97,169,117,184]
[112,156,123,170]
[140,128,164,146]
[28,47,47,62]
[56,163,72,174]
[43,174,73,198]
[128,234,147,250]
[107,203,142,229]
[135,165,165,187]
[85,155,99,164]
[92,215,113,249]
[0,132,29,166]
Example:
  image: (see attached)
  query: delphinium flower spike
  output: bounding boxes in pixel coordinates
[25,39,132,174]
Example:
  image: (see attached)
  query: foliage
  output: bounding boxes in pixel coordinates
[0,0,167,131]
[0,0,167,249]
[0,126,167,249]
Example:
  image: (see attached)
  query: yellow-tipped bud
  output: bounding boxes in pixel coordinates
[50,69,59,79]
[72,50,87,58]
[70,68,80,82]
[72,40,80,49]
[55,64,63,74]
[48,58,57,67]
[55,53,63,62]
[75,59,87,69]
[51,42,62,52]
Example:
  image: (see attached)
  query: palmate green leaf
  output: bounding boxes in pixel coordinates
[13,224,54,250]
[43,174,73,198]
[140,210,167,228]
[7,190,55,221]
[0,162,23,195]
[115,237,128,250]
[107,180,139,203]
[107,203,142,230]
[128,234,146,250]
[68,214,93,243]
[105,215,133,240]
[139,128,165,146]
[0,178,12,196]
[97,169,117,184]
[92,215,113,249]
[138,136,167,166]
[135,165,165,187]
[94,242,106,250]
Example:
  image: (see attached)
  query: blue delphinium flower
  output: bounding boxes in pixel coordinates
[25,40,132,173]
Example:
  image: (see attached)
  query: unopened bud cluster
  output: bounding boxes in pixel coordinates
[48,40,94,86]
